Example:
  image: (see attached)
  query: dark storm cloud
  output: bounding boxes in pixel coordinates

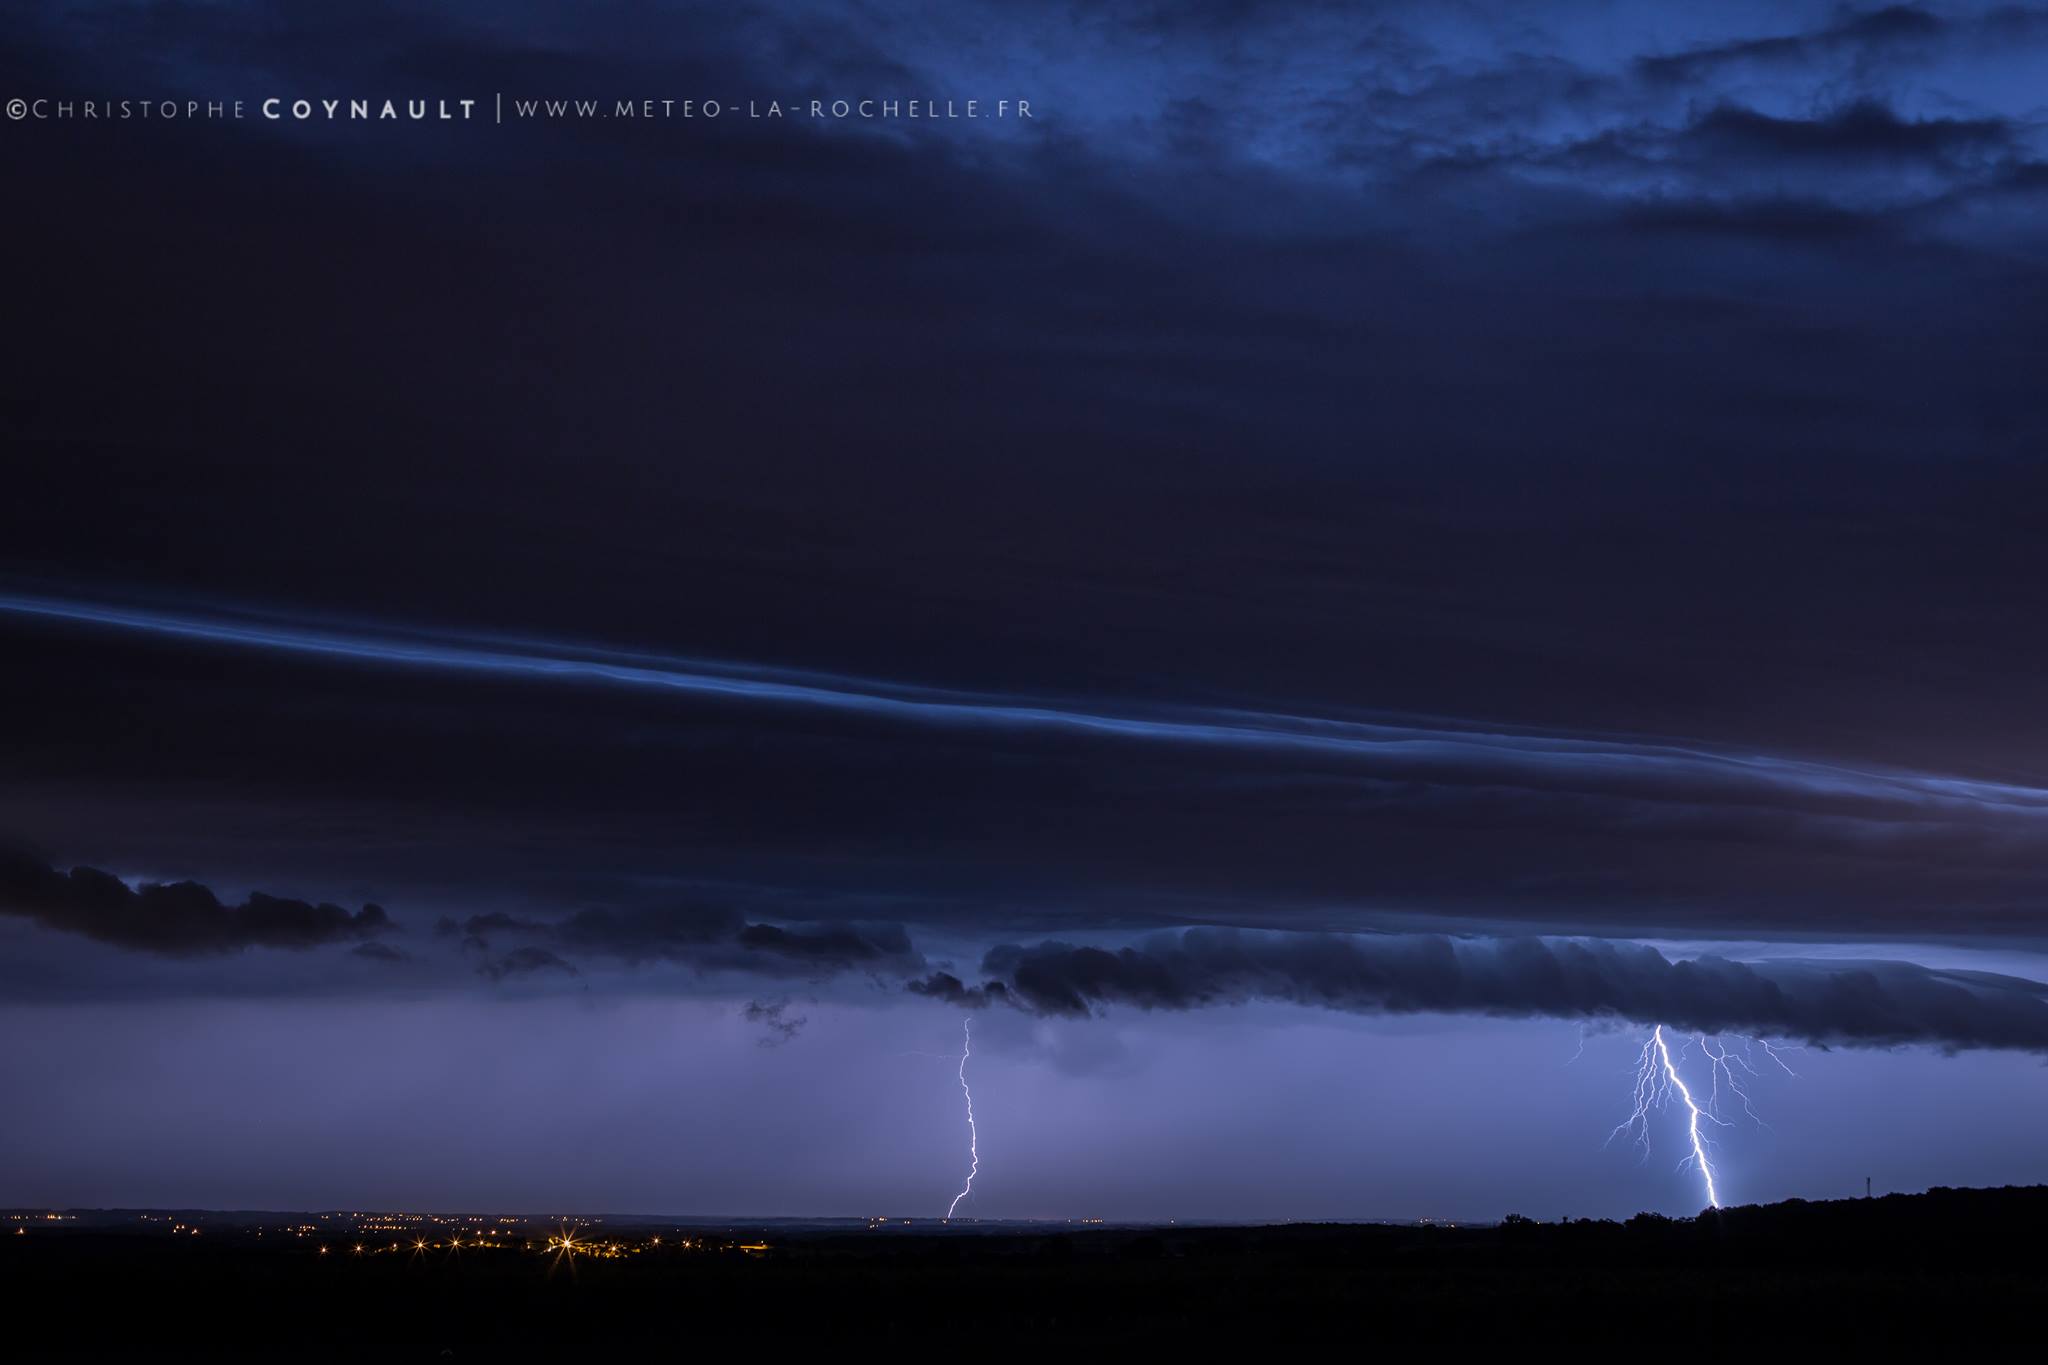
[1426,95,2033,230]
[1627,3,2048,92]
[1634,4,1950,84]
[416,901,923,985]
[559,905,922,977]
[907,972,1011,1010]
[9,0,2048,1006]
[0,852,392,956]
[1332,15,2048,225]
[936,930,2048,1053]
[1682,101,2014,164]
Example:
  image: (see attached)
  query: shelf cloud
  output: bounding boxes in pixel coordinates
[917,930,2048,1054]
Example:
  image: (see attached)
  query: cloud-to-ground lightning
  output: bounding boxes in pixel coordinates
[1607,1025,1799,1211]
[945,1018,978,1220]
[1652,1026,1720,1209]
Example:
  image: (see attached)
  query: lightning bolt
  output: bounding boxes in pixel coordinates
[1605,1024,1802,1210]
[944,1018,978,1220]
[1652,1026,1721,1209]
[1613,1023,1728,1203]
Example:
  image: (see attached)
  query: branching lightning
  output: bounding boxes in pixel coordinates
[1606,1024,1797,1211]
[945,1018,978,1220]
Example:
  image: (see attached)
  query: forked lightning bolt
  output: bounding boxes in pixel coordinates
[1607,1024,1797,1210]
[945,1018,978,1220]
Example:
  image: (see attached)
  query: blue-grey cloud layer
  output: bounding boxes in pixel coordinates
[9,4,2048,1020]
[920,930,2048,1053]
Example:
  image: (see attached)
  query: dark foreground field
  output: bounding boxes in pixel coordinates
[8,1186,2048,1356]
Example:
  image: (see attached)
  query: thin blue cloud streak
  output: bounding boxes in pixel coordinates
[7,589,2047,821]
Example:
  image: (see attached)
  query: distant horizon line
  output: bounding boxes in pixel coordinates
[4,1206,1463,1225]
[16,1183,2016,1227]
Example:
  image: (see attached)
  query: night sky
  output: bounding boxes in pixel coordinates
[7,2,2048,1221]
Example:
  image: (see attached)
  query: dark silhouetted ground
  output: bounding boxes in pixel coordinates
[6,1185,2047,1356]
